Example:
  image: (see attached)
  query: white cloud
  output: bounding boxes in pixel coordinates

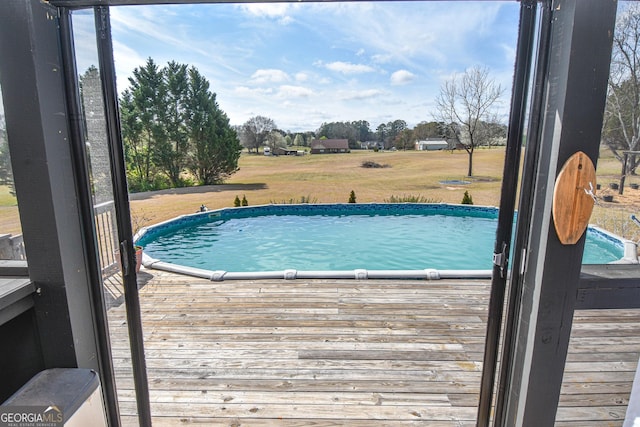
[250,69,290,84]
[390,70,416,86]
[277,85,314,98]
[112,40,147,92]
[103,5,255,96]
[500,42,517,64]
[371,54,393,64]
[324,61,375,75]
[338,89,386,101]
[279,16,294,26]
[234,86,274,96]
[305,2,513,72]
[105,2,518,132]
[111,8,197,55]
[238,3,293,18]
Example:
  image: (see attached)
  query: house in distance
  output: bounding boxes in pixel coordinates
[310,139,350,154]
[415,139,450,151]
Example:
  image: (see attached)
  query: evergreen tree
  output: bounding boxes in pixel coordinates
[185,67,241,185]
[119,90,145,185]
[118,59,241,190]
[293,134,304,147]
[461,191,474,205]
[127,58,166,189]
[155,61,190,187]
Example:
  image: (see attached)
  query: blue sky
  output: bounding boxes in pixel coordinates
[72,1,520,133]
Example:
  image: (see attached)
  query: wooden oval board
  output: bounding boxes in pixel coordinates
[552,151,596,245]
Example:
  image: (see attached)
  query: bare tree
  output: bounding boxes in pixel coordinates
[603,3,640,175]
[0,114,13,195]
[394,129,414,151]
[434,66,504,177]
[266,130,286,151]
[240,116,276,154]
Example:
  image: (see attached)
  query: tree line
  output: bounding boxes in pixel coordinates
[235,116,463,153]
[237,116,506,153]
[236,65,507,177]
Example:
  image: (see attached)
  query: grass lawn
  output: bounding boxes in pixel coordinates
[0,186,20,237]
[2,146,640,243]
[128,149,506,230]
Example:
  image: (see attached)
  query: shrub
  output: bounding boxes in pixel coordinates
[270,195,318,204]
[361,160,389,169]
[127,174,171,193]
[348,190,356,203]
[241,195,248,206]
[176,177,196,187]
[384,194,441,203]
[461,191,473,205]
[233,195,241,207]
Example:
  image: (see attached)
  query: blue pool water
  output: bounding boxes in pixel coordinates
[137,204,625,273]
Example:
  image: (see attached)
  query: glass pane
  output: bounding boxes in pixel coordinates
[590,0,640,265]
[72,9,140,423]
[563,4,640,427]
[109,1,519,258]
[0,85,25,261]
[105,2,521,424]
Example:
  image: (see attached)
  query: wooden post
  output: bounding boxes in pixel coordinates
[499,1,616,425]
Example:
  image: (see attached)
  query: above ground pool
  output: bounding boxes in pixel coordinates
[136,204,635,280]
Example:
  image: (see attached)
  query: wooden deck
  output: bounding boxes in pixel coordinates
[107,270,640,426]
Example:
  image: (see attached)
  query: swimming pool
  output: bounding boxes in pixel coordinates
[136,204,637,281]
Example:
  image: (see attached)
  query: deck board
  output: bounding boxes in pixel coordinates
[108,270,640,426]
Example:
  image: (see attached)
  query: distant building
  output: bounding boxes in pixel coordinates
[273,147,304,156]
[415,139,450,151]
[310,139,350,154]
[359,141,380,150]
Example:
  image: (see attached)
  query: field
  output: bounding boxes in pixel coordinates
[2,147,640,243]
[128,148,505,227]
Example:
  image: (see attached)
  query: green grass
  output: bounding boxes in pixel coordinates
[0,185,21,236]
[0,186,16,207]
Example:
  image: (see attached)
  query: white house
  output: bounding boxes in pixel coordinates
[415,139,449,151]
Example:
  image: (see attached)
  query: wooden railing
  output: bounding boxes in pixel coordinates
[0,233,25,260]
[94,200,119,279]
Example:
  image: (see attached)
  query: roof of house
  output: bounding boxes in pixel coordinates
[310,139,349,150]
